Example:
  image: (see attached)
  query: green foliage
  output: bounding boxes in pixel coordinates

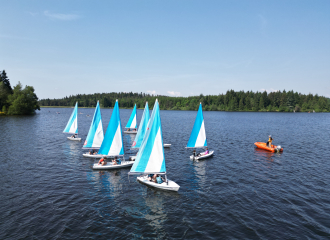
[38,90,330,112]
[0,82,11,111]
[7,82,40,115]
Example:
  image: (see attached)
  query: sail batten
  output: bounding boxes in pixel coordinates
[83,101,104,148]
[186,103,207,148]
[132,102,150,148]
[129,99,166,174]
[63,102,78,134]
[126,104,137,129]
[98,100,124,156]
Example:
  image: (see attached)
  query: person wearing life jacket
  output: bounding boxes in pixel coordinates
[267,135,273,147]
[156,174,164,184]
[112,156,121,165]
[197,147,209,156]
[98,157,107,165]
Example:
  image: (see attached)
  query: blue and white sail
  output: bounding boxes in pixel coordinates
[186,103,207,148]
[98,100,124,156]
[63,102,78,134]
[126,104,137,129]
[132,102,150,148]
[129,99,166,174]
[83,101,104,149]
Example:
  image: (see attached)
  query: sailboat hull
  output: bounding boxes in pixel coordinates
[124,130,137,134]
[93,161,134,170]
[163,144,171,148]
[190,150,214,160]
[137,176,180,191]
[67,137,81,141]
[82,153,103,158]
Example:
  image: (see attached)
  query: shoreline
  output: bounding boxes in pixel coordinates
[39,106,328,113]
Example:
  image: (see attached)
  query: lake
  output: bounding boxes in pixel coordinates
[0,108,329,239]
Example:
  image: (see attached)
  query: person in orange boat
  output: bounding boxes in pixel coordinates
[267,135,273,147]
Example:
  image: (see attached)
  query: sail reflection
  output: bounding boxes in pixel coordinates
[87,170,123,198]
[143,192,167,238]
[193,159,207,188]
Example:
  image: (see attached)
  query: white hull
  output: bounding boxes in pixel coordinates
[124,131,137,134]
[137,176,180,191]
[190,150,214,160]
[67,137,81,141]
[93,161,135,170]
[163,144,171,148]
[83,153,103,158]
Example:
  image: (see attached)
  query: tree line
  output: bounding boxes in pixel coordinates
[0,70,40,115]
[39,90,330,112]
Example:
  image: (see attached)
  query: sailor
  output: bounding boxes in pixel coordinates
[98,157,107,165]
[192,150,197,157]
[112,156,121,165]
[267,135,273,147]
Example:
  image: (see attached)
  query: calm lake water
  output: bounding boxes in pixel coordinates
[0,108,329,239]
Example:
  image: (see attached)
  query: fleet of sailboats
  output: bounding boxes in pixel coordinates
[92,100,134,170]
[129,99,180,191]
[62,100,215,191]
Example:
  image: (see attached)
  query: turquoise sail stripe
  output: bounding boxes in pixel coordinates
[126,104,137,128]
[83,101,103,148]
[132,102,150,148]
[98,101,124,155]
[130,100,166,173]
[63,102,78,133]
[187,103,205,147]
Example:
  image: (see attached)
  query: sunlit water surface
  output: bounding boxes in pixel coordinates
[0,109,329,239]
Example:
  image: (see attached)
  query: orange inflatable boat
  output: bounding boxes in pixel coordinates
[254,142,283,152]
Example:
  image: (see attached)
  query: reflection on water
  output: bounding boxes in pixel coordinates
[193,159,207,188]
[144,192,167,238]
[87,170,123,198]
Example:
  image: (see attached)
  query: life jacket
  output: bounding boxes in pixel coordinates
[116,159,121,164]
[156,176,163,184]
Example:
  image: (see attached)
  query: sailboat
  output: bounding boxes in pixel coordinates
[63,102,81,141]
[129,102,150,160]
[129,99,180,191]
[82,101,104,157]
[186,103,214,160]
[124,104,137,134]
[92,100,134,170]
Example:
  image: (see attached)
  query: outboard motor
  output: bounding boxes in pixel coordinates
[276,145,281,152]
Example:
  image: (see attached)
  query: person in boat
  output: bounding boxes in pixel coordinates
[148,174,154,181]
[98,157,107,166]
[192,150,197,157]
[71,134,76,138]
[89,149,95,155]
[156,174,164,184]
[267,135,273,147]
[112,156,121,165]
[134,128,137,132]
[197,147,209,156]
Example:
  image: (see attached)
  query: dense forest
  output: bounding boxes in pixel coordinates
[39,90,330,112]
[0,70,40,115]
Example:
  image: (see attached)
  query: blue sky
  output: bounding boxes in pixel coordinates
[1,0,329,99]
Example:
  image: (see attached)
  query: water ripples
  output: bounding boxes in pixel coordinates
[0,110,329,239]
